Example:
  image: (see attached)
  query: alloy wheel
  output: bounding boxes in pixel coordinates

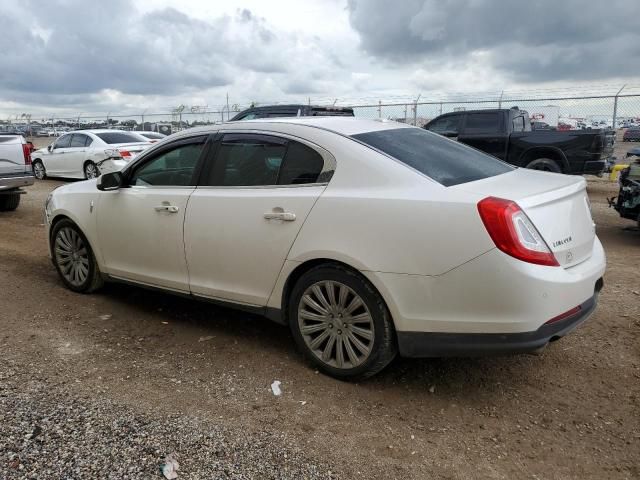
[54,227,90,287]
[33,162,45,179]
[85,163,98,179]
[297,280,375,369]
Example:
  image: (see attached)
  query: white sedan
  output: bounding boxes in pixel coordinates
[44,118,605,379]
[32,129,152,180]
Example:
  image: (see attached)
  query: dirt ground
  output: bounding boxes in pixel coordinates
[1,160,639,478]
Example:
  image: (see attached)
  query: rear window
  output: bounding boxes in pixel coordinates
[352,128,512,187]
[95,132,144,144]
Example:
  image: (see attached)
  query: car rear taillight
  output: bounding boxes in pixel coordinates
[22,144,32,165]
[477,197,559,267]
[119,150,132,158]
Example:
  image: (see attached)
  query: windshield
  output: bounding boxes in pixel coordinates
[352,127,513,187]
[95,132,145,144]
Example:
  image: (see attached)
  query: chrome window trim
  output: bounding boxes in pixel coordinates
[195,183,328,190]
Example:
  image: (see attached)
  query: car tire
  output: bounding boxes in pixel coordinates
[288,264,397,380]
[33,160,47,180]
[51,219,104,293]
[0,193,21,211]
[525,158,562,173]
[84,161,99,179]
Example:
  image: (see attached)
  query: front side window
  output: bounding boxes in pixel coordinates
[352,127,512,187]
[130,138,205,186]
[426,115,461,135]
[207,134,325,186]
[54,135,72,149]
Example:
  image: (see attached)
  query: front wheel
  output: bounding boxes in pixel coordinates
[51,219,104,293]
[84,161,99,179]
[525,157,562,173]
[288,265,397,380]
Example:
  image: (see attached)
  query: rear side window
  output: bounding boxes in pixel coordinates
[464,113,501,134]
[206,134,325,186]
[278,141,324,184]
[70,134,88,148]
[95,132,144,144]
[352,128,512,187]
[211,134,287,186]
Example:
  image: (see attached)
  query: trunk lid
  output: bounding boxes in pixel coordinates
[458,169,596,268]
[112,142,151,159]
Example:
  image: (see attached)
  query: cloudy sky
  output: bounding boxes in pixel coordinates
[0,0,638,116]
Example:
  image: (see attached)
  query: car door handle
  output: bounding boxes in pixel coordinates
[155,204,179,213]
[264,211,296,221]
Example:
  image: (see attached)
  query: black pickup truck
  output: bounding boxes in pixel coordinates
[424,108,615,175]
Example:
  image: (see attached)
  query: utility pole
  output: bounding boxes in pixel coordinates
[226,93,230,122]
[412,94,421,126]
[613,84,626,129]
[498,90,504,109]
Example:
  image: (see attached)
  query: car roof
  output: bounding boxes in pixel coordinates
[183,117,411,137]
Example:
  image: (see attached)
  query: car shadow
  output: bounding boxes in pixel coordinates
[93,282,547,398]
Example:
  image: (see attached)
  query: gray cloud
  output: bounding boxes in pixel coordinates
[0,0,343,110]
[347,0,640,82]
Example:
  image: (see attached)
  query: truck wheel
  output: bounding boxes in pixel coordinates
[0,193,21,211]
[525,158,562,173]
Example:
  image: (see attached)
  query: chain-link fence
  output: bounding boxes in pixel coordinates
[2,85,640,136]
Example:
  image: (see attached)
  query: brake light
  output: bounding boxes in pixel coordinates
[119,150,132,158]
[22,144,32,165]
[477,197,559,267]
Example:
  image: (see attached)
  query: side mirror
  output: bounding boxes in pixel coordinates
[441,131,459,138]
[47,145,53,152]
[97,171,124,191]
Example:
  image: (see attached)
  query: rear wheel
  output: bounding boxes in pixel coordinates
[525,157,562,173]
[33,160,46,180]
[288,265,397,380]
[51,219,103,293]
[0,193,21,211]
[84,161,99,179]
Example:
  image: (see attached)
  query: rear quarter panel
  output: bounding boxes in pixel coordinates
[285,135,495,276]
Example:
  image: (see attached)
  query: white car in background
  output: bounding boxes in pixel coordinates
[32,130,152,180]
[134,131,167,143]
[44,118,605,379]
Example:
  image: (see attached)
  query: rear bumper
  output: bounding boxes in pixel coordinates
[397,285,601,357]
[0,174,35,191]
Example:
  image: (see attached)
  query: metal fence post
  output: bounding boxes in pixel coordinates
[612,84,626,129]
[377,100,381,119]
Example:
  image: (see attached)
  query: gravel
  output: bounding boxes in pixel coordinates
[0,360,334,479]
